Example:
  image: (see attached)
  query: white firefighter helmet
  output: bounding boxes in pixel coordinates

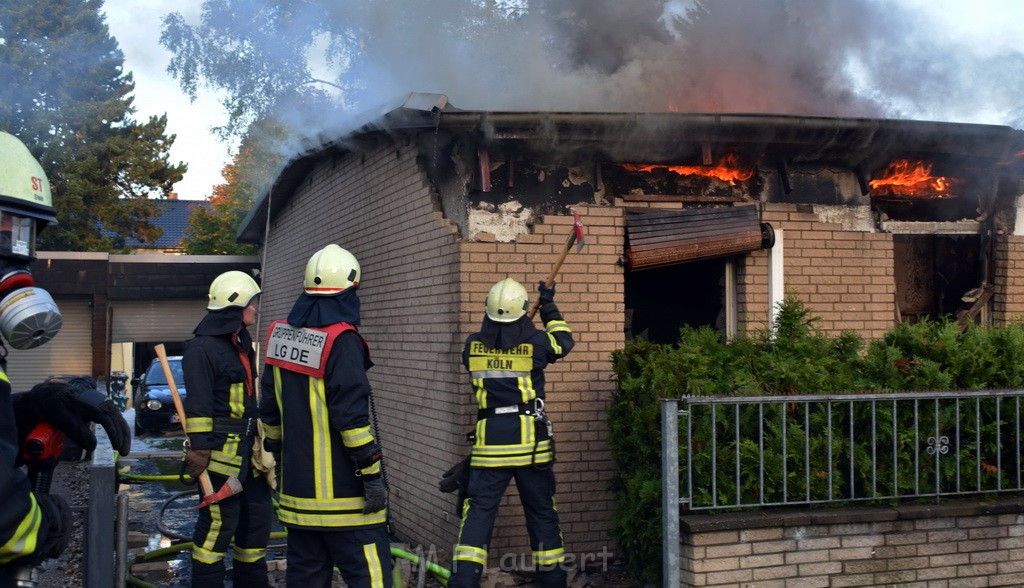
[304,244,360,296]
[485,278,529,323]
[207,270,261,310]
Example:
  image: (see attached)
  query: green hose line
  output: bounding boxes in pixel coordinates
[120,459,453,585]
[138,532,290,562]
[125,573,157,588]
[119,471,189,481]
[391,546,452,582]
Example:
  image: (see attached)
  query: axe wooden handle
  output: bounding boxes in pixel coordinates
[155,344,215,497]
[528,230,577,319]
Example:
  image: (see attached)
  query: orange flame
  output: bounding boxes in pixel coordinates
[623,153,755,185]
[996,149,1024,166]
[869,159,961,197]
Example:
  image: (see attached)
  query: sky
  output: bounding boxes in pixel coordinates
[102,0,230,200]
[100,0,1024,202]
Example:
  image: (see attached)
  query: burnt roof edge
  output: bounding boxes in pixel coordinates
[237,93,1024,244]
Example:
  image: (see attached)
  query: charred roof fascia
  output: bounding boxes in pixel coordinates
[238,96,1024,244]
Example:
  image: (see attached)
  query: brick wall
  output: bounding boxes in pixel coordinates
[740,203,897,340]
[457,203,625,560]
[993,234,1024,324]
[678,500,1024,587]
[258,143,464,552]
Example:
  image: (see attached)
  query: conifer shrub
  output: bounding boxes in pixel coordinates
[608,296,1024,583]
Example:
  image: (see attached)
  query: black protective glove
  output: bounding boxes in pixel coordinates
[13,380,132,457]
[184,449,211,479]
[538,281,556,305]
[362,476,387,514]
[32,493,72,564]
[439,456,471,494]
[263,437,282,460]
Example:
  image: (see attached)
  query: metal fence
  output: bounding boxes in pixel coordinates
[661,390,1024,585]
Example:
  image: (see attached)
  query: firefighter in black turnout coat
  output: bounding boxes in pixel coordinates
[0,131,132,584]
[182,270,272,587]
[260,244,391,588]
[448,278,575,588]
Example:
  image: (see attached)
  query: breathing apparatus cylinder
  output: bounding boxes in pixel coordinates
[0,287,62,350]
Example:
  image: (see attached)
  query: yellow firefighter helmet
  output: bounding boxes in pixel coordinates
[304,244,360,296]
[207,270,261,310]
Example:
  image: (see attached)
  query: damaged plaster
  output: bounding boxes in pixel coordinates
[813,204,877,232]
[469,200,534,242]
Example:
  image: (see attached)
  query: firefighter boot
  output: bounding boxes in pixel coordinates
[232,556,269,587]
[447,560,484,588]
[191,559,226,588]
[537,563,567,588]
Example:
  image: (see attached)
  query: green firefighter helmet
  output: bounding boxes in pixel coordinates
[485,278,529,323]
[0,131,57,227]
[304,244,360,296]
[207,270,261,310]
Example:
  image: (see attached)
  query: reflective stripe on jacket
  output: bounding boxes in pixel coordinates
[462,315,574,468]
[260,325,387,529]
[183,330,259,479]
[0,369,46,567]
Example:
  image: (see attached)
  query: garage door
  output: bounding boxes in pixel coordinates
[111,299,207,344]
[5,297,92,391]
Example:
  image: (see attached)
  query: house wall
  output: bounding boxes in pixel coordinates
[738,203,897,339]
[993,234,1024,323]
[256,143,465,554]
[256,150,1024,573]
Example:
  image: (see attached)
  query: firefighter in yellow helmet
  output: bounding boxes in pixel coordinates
[448,277,575,588]
[0,131,132,584]
[260,244,392,587]
[182,270,272,587]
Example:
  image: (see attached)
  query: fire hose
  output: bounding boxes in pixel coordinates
[119,460,451,587]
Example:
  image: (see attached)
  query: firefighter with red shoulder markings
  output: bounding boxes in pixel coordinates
[260,244,391,587]
[182,270,272,587]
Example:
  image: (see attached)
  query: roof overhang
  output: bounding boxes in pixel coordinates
[237,92,1024,244]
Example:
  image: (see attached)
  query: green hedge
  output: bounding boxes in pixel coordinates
[608,296,1024,584]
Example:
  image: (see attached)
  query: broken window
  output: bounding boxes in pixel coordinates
[893,234,985,323]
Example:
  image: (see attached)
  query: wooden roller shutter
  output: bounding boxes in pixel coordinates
[625,205,768,271]
[5,298,92,391]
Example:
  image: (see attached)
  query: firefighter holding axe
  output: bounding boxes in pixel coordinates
[179,271,273,587]
[447,210,584,588]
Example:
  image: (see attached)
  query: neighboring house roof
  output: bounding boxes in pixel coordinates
[124,198,211,250]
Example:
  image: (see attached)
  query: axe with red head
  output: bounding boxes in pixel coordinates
[154,344,243,510]
[528,208,585,319]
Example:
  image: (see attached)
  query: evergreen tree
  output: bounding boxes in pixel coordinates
[0,0,186,251]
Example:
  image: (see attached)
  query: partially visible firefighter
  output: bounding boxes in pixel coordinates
[448,278,575,588]
[0,131,132,584]
[260,244,391,587]
[182,270,273,587]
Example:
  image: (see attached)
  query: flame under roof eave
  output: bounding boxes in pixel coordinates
[238,95,1024,244]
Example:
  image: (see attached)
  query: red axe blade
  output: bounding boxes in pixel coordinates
[571,208,585,253]
[187,476,244,511]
